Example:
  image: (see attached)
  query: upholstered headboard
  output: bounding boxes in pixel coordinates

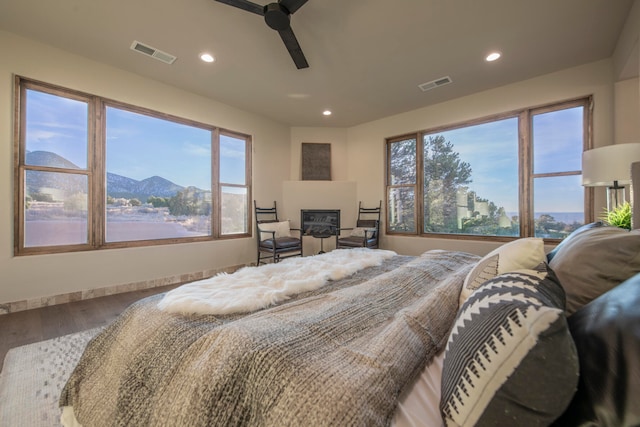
[632,161,639,229]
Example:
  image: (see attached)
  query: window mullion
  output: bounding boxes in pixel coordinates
[519,111,533,237]
[532,171,581,179]
[212,128,221,238]
[92,98,105,248]
[245,134,253,236]
[416,132,424,235]
[14,80,25,254]
[584,98,595,224]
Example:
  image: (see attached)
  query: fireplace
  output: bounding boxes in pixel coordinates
[300,209,340,237]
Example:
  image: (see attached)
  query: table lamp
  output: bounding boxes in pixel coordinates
[582,143,640,211]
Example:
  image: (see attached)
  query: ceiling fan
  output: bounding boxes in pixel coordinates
[214,0,310,69]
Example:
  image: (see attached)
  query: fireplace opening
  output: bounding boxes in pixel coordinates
[300,209,340,237]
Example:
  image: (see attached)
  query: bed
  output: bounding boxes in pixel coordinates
[59,202,640,426]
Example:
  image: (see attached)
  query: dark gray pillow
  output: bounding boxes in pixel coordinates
[553,272,640,427]
[546,221,604,262]
[548,225,640,315]
[440,265,578,427]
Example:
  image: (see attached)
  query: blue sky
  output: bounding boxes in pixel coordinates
[26,90,88,168]
[432,107,584,213]
[26,89,585,212]
[25,90,246,190]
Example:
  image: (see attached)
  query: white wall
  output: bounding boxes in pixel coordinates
[0,31,291,305]
[289,127,349,181]
[615,77,640,143]
[345,59,616,257]
[612,0,639,81]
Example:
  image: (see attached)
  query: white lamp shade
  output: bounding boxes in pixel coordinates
[582,143,640,186]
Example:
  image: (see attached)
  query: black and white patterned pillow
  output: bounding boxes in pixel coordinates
[440,264,578,427]
[459,237,546,305]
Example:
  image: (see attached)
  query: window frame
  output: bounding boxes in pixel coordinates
[14,76,252,255]
[384,97,593,242]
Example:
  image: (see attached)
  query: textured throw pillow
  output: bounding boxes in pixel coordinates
[350,227,375,237]
[459,237,546,305]
[548,225,640,315]
[552,272,640,427]
[441,265,579,427]
[546,221,604,262]
[259,220,291,241]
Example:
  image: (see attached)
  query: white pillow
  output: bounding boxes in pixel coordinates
[459,237,546,305]
[350,227,376,238]
[259,220,291,241]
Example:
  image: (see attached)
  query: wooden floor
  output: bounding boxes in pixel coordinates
[0,284,180,373]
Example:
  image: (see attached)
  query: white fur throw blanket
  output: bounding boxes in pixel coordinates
[158,248,397,315]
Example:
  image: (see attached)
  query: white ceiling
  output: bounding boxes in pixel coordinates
[0,0,634,127]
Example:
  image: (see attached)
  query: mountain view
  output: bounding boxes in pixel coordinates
[25,150,204,202]
[23,150,219,245]
[106,173,186,201]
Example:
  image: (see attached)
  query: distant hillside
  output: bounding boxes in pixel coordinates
[27,150,80,169]
[25,150,203,202]
[106,173,185,201]
[25,151,85,195]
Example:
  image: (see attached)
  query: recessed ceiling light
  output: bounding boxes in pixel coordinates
[486,52,501,62]
[287,93,310,99]
[323,110,332,116]
[200,53,215,63]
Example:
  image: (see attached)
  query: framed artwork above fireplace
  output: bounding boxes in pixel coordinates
[301,143,331,180]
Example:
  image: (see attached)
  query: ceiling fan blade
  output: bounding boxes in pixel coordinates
[279,0,308,14]
[278,27,309,69]
[214,0,264,16]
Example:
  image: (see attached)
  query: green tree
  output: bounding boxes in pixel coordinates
[148,195,169,208]
[423,135,472,232]
[168,187,211,216]
[388,138,417,231]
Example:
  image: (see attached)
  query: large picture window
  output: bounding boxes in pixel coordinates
[15,77,252,255]
[386,98,592,241]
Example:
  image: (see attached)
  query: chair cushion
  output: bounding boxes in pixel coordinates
[350,227,376,237]
[259,236,301,250]
[338,236,376,248]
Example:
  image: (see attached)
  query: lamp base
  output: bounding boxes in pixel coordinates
[607,181,626,211]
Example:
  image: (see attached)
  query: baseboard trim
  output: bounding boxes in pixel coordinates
[0,264,245,315]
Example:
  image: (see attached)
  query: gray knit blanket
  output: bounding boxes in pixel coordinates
[60,250,478,426]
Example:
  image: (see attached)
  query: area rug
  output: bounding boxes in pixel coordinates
[0,327,102,427]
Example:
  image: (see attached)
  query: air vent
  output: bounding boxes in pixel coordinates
[130,41,177,64]
[418,76,452,92]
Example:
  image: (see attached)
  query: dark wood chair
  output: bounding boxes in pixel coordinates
[255,201,303,265]
[337,201,381,249]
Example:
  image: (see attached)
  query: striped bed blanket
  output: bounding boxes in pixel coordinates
[60,250,478,426]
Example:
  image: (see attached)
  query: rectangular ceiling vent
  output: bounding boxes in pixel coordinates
[418,76,452,92]
[130,40,177,64]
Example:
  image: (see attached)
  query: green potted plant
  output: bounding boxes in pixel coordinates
[601,202,632,230]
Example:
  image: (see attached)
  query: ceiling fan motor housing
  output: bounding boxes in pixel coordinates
[264,3,291,30]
